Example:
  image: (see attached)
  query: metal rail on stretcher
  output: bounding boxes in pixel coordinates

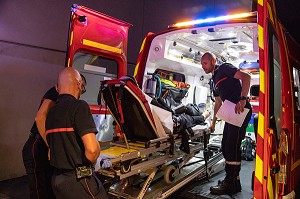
[96,126,224,199]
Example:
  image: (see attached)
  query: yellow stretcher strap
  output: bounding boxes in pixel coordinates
[160,78,176,87]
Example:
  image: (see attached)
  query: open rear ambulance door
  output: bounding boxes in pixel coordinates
[255,0,297,198]
[66,4,132,141]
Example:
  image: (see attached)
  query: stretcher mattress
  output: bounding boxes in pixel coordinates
[100,77,162,142]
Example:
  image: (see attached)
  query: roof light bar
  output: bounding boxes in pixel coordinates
[170,12,256,28]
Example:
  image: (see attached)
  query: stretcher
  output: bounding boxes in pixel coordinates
[96,76,224,199]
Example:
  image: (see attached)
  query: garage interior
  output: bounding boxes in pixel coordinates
[0,0,299,198]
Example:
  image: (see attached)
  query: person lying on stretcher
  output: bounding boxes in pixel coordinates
[151,99,210,132]
[151,99,211,153]
[172,104,210,133]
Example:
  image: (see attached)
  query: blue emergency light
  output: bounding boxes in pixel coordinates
[170,12,256,28]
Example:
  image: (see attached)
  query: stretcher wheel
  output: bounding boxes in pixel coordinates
[120,162,131,174]
[164,165,177,184]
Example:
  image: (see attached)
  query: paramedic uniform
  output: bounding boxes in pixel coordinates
[45,94,108,199]
[22,87,58,199]
[212,63,252,178]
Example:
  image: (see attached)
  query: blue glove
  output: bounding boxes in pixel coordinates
[95,154,114,171]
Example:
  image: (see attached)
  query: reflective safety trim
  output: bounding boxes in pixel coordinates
[139,37,146,53]
[259,69,265,94]
[267,3,274,24]
[70,31,73,46]
[272,153,276,161]
[267,130,275,198]
[258,25,264,50]
[268,129,272,146]
[67,58,70,67]
[134,62,139,76]
[267,168,274,199]
[258,112,264,139]
[292,158,300,171]
[46,127,74,135]
[134,37,147,76]
[256,1,264,198]
[83,39,122,54]
[225,161,241,165]
[255,155,263,184]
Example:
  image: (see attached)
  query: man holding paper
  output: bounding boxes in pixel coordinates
[201,52,252,196]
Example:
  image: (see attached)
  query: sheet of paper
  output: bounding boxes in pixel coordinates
[216,100,249,127]
[145,94,173,135]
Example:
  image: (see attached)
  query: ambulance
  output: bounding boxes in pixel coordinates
[66,0,300,198]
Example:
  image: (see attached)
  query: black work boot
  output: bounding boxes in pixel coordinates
[210,176,241,195]
[235,176,242,192]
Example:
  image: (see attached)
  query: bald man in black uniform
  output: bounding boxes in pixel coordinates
[201,52,252,196]
[45,67,108,199]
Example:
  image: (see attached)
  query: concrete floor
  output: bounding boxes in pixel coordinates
[0,160,254,199]
[0,176,29,199]
[172,160,254,199]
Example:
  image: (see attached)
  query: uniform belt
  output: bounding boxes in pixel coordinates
[29,132,42,139]
[53,166,93,179]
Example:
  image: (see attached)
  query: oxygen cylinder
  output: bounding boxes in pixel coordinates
[146,76,157,98]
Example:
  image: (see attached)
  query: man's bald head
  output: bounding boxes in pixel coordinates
[57,67,83,99]
[201,52,216,62]
[201,52,217,74]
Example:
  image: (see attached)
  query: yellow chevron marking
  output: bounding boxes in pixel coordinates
[70,31,73,46]
[139,38,146,53]
[267,168,274,199]
[255,155,263,183]
[134,62,139,76]
[83,39,122,54]
[260,69,265,94]
[267,3,274,24]
[258,25,264,50]
[258,112,264,139]
[258,0,263,6]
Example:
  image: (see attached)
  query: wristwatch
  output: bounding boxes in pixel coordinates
[240,96,248,100]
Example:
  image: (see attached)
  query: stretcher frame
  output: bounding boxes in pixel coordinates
[96,78,223,199]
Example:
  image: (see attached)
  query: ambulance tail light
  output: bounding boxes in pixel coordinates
[278,129,289,195]
[169,12,257,28]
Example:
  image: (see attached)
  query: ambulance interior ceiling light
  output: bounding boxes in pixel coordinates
[167,49,201,63]
[167,45,202,63]
[170,12,256,28]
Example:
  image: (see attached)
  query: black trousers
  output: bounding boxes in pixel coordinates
[22,135,55,199]
[51,170,109,199]
[221,107,252,177]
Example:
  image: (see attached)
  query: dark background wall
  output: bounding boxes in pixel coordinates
[0,0,270,180]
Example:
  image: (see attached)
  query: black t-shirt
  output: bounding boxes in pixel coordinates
[45,94,98,170]
[30,87,58,134]
[212,63,242,104]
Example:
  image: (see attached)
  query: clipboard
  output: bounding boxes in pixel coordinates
[216,100,249,127]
